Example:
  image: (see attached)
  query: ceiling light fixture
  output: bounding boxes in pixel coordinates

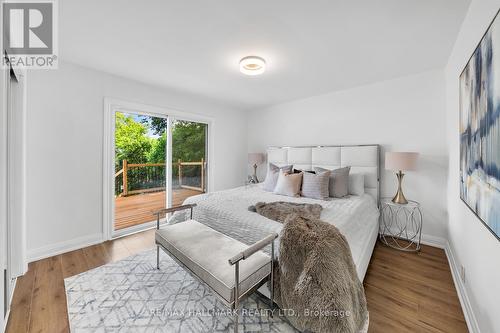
[239,56,266,76]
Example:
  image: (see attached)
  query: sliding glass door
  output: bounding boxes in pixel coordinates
[171,120,207,207]
[112,111,208,236]
[114,111,167,233]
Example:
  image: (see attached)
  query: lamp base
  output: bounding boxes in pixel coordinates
[248,164,259,184]
[392,171,408,204]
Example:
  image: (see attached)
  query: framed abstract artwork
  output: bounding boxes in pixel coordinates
[459,9,500,240]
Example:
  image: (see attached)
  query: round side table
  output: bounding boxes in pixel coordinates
[379,198,423,252]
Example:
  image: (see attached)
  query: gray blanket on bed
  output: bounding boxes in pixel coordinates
[251,201,368,333]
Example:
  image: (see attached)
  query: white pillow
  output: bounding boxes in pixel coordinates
[274,170,303,197]
[262,163,293,192]
[348,173,365,196]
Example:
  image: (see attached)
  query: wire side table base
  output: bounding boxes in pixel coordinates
[379,199,423,252]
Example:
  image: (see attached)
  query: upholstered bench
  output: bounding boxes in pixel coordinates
[153,204,278,333]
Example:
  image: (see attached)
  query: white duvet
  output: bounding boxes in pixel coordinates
[169,184,380,279]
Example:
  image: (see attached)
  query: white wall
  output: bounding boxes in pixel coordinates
[445,1,500,332]
[248,69,448,239]
[26,61,248,260]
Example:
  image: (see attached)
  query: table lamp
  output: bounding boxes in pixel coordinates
[385,152,419,204]
[248,153,265,183]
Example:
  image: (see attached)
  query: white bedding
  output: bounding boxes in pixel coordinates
[169,184,380,280]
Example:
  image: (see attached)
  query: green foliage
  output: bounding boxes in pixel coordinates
[115,113,152,170]
[147,132,166,163]
[115,114,206,177]
[172,120,206,162]
[145,117,167,136]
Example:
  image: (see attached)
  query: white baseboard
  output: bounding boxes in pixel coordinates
[27,233,103,262]
[444,241,480,333]
[420,233,447,248]
[380,230,447,249]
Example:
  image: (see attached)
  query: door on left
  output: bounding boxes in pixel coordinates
[113,111,167,236]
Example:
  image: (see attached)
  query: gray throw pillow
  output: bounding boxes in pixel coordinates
[262,163,293,192]
[314,166,351,198]
[301,170,331,200]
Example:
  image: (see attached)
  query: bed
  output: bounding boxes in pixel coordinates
[170,145,380,281]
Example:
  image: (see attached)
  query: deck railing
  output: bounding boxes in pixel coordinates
[115,159,205,196]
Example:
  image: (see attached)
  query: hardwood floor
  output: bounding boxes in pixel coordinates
[6,232,468,333]
[364,242,468,332]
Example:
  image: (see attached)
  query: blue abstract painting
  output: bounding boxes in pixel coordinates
[460,10,500,240]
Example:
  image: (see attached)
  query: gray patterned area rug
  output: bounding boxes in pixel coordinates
[64,249,298,332]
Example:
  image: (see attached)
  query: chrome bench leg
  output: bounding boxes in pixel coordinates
[156,245,160,269]
[234,262,239,333]
[156,212,160,270]
[270,240,275,318]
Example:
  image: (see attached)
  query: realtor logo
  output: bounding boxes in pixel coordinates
[2,0,58,69]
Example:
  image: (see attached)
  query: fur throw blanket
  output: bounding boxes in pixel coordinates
[250,202,368,333]
[248,201,323,223]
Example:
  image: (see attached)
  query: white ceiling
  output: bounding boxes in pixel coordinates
[60,0,470,110]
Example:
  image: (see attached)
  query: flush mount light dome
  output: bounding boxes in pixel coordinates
[239,56,266,75]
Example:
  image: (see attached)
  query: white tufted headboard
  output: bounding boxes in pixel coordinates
[267,145,380,203]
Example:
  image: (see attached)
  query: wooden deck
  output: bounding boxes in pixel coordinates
[114,188,203,230]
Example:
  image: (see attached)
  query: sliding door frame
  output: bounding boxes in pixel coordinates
[1,54,28,328]
[103,98,214,240]
[0,54,7,331]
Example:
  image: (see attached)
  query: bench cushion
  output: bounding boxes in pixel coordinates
[155,220,271,304]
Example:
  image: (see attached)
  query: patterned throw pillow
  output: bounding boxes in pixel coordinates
[301,170,331,200]
[314,166,351,198]
[262,163,293,192]
[273,170,303,197]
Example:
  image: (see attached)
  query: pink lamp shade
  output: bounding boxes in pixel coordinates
[248,153,265,166]
[385,152,419,171]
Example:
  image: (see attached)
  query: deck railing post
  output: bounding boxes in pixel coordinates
[123,159,128,196]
